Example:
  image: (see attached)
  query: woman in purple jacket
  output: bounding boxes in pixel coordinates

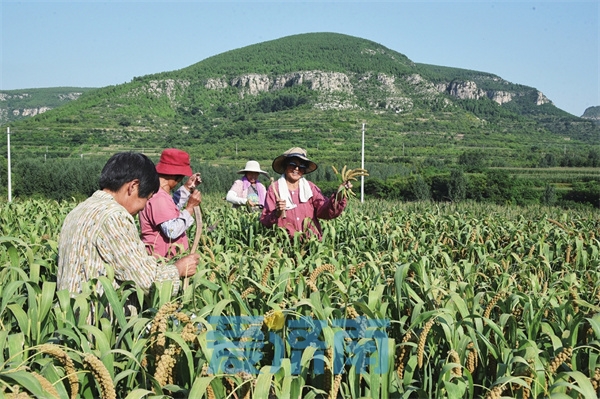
[260,147,351,240]
[226,160,269,212]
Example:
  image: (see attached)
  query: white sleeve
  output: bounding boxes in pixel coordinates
[226,180,247,205]
[159,210,194,239]
[226,189,248,205]
[173,186,191,210]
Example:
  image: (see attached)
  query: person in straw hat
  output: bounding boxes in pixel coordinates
[139,148,202,259]
[260,147,351,240]
[226,160,269,212]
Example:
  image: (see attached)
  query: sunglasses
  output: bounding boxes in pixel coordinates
[287,161,307,171]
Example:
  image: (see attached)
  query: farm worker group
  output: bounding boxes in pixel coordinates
[56,152,199,298]
[57,146,352,299]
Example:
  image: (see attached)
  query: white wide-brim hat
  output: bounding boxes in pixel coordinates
[237,160,269,176]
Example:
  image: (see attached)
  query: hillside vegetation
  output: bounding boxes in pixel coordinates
[0,87,96,124]
[0,33,597,206]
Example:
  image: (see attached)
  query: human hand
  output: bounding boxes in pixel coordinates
[174,253,200,277]
[276,199,286,212]
[336,181,353,203]
[185,190,202,213]
[185,173,202,191]
[331,166,368,203]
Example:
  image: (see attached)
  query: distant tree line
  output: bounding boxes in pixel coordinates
[460,148,600,171]
[360,169,599,208]
[0,152,597,209]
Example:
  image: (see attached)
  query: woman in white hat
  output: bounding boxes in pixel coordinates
[226,160,269,211]
[260,147,351,240]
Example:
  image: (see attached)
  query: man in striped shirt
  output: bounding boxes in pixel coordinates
[57,152,199,297]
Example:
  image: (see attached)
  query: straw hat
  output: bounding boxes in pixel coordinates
[237,160,268,176]
[271,147,318,174]
[155,149,193,176]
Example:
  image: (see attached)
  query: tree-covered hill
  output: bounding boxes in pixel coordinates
[1,32,598,171]
[0,87,97,124]
[582,106,600,126]
[181,32,416,77]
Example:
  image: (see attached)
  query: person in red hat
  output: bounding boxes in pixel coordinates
[139,149,202,259]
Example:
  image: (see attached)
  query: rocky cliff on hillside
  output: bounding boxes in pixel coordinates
[127,79,190,106]
[0,89,90,124]
[443,80,549,106]
[200,70,548,112]
[213,71,354,96]
[207,71,370,110]
[0,92,54,122]
[0,105,52,123]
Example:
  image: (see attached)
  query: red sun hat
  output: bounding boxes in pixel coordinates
[155,149,193,176]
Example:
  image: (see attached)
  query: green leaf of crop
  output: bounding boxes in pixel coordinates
[0,370,52,398]
[254,366,274,399]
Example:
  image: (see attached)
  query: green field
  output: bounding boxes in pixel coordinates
[0,195,599,398]
[497,167,599,181]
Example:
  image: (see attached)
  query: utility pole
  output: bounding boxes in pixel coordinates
[361,123,365,203]
[7,127,11,202]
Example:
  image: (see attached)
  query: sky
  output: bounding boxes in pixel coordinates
[1,1,598,117]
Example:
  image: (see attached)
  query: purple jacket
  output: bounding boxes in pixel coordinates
[226,176,267,207]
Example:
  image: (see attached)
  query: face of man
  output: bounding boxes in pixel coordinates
[121,180,153,216]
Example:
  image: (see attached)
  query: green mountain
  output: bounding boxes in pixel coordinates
[582,106,600,125]
[0,87,96,124]
[1,32,598,168]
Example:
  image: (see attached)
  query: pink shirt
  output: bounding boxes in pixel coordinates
[260,179,347,240]
[139,189,189,258]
